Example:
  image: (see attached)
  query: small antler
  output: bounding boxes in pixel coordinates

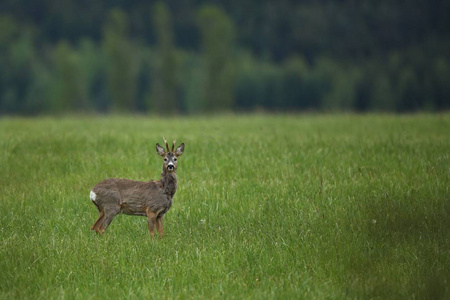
[172,140,176,152]
[163,136,170,152]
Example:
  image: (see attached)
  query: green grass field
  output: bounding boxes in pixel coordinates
[1,114,449,299]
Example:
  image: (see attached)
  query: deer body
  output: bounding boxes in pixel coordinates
[90,139,184,238]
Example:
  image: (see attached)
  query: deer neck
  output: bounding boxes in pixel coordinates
[161,169,177,196]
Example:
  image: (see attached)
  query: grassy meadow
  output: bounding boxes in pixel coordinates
[0,114,449,299]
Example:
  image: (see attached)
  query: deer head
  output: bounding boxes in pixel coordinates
[156,138,185,173]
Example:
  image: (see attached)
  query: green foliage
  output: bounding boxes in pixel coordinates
[50,41,88,112]
[24,62,53,114]
[197,5,236,111]
[0,15,36,114]
[0,114,449,298]
[0,15,19,44]
[433,57,450,109]
[102,9,138,112]
[0,2,449,114]
[78,38,107,111]
[314,57,359,111]
[151,2,178,114]
[235,55,325,111]
[180,53,207,113]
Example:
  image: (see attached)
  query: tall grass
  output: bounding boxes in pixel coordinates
[0,114,449,299]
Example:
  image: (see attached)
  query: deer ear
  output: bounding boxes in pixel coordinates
[156,143,166,156]
[175,143,185,156]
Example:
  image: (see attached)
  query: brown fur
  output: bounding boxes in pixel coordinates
[90,141,185,238]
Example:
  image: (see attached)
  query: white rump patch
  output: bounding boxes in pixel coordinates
[90,190,97,202]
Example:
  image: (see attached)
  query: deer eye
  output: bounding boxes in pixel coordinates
[174,157,177,162]
[164,158,168,162]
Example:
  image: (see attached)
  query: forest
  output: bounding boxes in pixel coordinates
[1,0,449,114]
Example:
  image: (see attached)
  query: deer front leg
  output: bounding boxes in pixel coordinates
[156,216,164,238]
[146,210,157,238]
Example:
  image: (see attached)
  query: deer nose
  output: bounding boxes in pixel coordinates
[167,164,174,171]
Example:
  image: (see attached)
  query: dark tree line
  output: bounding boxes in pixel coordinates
[0,0,449,114]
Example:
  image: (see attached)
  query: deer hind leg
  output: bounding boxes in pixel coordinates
[156,216,164,238]
[97,205,120,234]
[91,210,105,232]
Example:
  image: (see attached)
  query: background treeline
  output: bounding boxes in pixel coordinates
[0,0,449,114]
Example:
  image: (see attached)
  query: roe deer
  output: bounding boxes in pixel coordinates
[89,138,185,238]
